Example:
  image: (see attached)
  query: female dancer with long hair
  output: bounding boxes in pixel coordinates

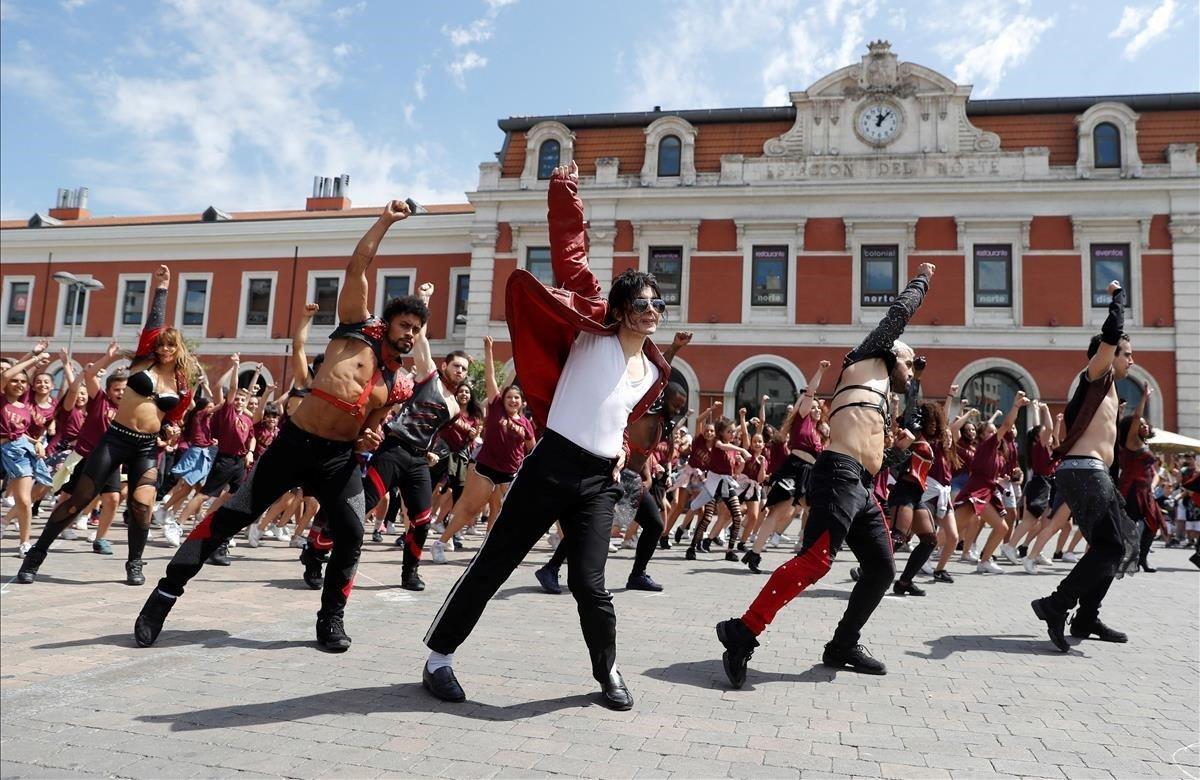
[687,416,751,562]
[1117,388,1163,572]
[19,266,198,585]
[1,345,52,555]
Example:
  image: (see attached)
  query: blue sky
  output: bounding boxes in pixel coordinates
[1,0,1197,219]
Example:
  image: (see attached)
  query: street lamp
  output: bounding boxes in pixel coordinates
[52,271,105,360]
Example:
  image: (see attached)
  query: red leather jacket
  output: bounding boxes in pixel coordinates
[504,170,670,436]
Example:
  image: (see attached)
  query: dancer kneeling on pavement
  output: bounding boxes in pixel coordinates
[716,263,935,685]
[1031,281,1140,652]
[422,161,669,710]
[19,266,197,586]
[133,200,417,652]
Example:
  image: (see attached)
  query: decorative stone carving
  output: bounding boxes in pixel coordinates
[595,157,620,186]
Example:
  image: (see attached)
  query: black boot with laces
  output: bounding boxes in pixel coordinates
[822,642,887,675]
[316,614,352,652]
[716,618,759,689]
[125,559,145,586]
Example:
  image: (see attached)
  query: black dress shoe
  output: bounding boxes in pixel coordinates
[1069,616,1128,643]
[716,618,759,689]
[1031,598,1069,652]
[658,536,671,550]
[1138,559,1157,573]
[599,671,634,711]
[822,642,887,675]
[134,590,176,647]
[626,572,663,592]
[893,580,926,596]
[423,665,466,702]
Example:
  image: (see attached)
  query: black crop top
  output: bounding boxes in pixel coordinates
[128,369,182,413]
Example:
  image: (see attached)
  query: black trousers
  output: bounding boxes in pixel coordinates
[547,472,665,578]
[425,429,621,681]
[156,422,364,620]
[1046,460,1137,621]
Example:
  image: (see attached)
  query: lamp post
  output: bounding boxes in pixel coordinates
[52,271,105,361]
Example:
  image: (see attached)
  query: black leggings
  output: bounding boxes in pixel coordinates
[34,422,158,563]
[155,422,365,620]
[693,479,744,553]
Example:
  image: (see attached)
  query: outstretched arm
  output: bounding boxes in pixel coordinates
[1,348,49,388]
[844,264,934,366]
[84,342,123,400]
[132,265,171,371]
[547,161,602,299]
[339,200,410,324]
[412,282,436,378]
[662,331,693,364]
[1125,387,1153,450]
[997,392,1030,440]
[796,360,831,418]
[291,303,318,390]
[694,402,719,437]
[1086,282,1125,382]
[483,336,499,403]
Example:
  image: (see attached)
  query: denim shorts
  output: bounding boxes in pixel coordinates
[0,438,52,486]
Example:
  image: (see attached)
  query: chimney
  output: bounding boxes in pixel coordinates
[306,173,352,211]
[48,186,91,221]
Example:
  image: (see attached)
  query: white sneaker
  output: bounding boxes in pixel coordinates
[431,521,446,536]
[768,533,782,548]
[1000,544,1021,566]
[277,525,292,542]
[1034,552,1052,566]
[778,533,793,544]
[87,531,97,543]
[247,523,263,548]
[164,521,182,548]
[431,539,447,563]
[290,533,307,549]
[17,541,31,558]
[976,559,1004,574]
[1,496,15,509]
[1023,557,1038,575]
[621,538,635,550]
[228,537,237,548]
[548,530,561,550]
[608,538,620,552]
[960,550,980,564]
[1063,552,1079,563]
[920,562,935,576]
[264,527,279,540]
[62,527,78,541]
[74,516,88,531]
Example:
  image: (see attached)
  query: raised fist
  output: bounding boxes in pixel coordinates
[417,282,435,301]
[483,334,494,351]
[383,199,411,223]
[672,331,693,349]
[154,265,170,286]
[1107,280,1122,296]
[949,384,959,395]
[302,303,319,317]
[818,360,831,370]
[918,263,936,279]
[105,341,121,359]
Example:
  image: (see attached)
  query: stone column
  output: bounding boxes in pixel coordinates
[588,222,616,292]
[463,227,498,357]
[1169,213,1200,436]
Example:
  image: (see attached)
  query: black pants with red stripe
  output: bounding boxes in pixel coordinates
[740,451,896,648]
[156,422,364,621]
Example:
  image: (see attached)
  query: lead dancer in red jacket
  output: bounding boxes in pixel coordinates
[422,161,670,710]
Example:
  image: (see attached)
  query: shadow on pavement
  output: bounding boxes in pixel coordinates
[906,633,1072,660]
[33,629,312,652]
[642,659,839,690]
[137,683,596,730]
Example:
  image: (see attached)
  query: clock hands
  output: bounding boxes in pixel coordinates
[874,110,891,128]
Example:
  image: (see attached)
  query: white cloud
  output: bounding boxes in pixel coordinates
[926,0,1055,97]
[447,51,487,89]
[444,18,492,47]
[1,1,20,22]
[439,0,517,85]
[331,1,365,22]
[1109,0,1177,60]
[332,42,352,59]
[413,63,429,101]
[61,0,89,10]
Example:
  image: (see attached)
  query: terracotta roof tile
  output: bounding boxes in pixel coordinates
[1137,110,1200,163]
[972,113,1078,165]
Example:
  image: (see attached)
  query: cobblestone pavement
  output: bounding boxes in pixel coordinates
[2,526,1198,779]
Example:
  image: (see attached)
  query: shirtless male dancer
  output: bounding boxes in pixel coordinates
[133,200,418,652]
[716,264,935,685]
[1031,281,1139,652]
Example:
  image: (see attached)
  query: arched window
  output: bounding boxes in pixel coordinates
[237,368,268,397]
[963,369,1028,456]
[1116,376,1149,421]
[537,140,560,180]
[735,366,796,428]
[658,135,682,177]
[1093,123,1121,169]
[669,367,689,400]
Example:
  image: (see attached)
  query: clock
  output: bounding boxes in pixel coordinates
[856,102,902,146]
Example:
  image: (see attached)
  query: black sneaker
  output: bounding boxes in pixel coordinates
[134,590,176,647]
[207,541,231,566]
[701,538,713,553]
[821,642,887,675]
[535,565,562,595]
[684,547,696,561]
[1052,551,1063,561]
[932,569,955,584]
[742,550,763,574]
[371,529,384,543]
[849,566,862,582]
[125,559,145,586]
[715,618,759,689]
[1031,598,1069,652]
[1191,550,1200,570]
[893,580,925,596]
[1165,538,1179,548]
[659,536,671,550]
[316,615,352,652]
[626,572,663,592]
[300,547,326,590]
[452,536,464,552]
[674,527,684,544]
[16,548,46,584]
[1017,545,1028,559]
[401,567,425,592]
[736,541,746,552]
[1069,616,1127,643]
[724,550,739,562]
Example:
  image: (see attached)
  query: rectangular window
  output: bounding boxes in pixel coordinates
[861,245,898,306]
[453,274,470,327]
[973,244,1012,307]
[183,279,207,326]
[648,247,683,306]
[527,247,554,286]
[121,279,147,326]
[312,277,339,325]
[382,275,410,305]
[751,245,788,307]
[1090,244,1131,307]
[6,281,29,326]
[245,278,272,326]
[63,286,86,326]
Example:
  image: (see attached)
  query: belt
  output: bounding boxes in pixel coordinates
[789,449,817,465]
[1057,456,1107,472]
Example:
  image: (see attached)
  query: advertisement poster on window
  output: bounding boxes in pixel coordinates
[649,247,682,305]
[974,245,1012,306]
[861,245,898,306]
[752,246,787,306]
[1091,244,1130,306]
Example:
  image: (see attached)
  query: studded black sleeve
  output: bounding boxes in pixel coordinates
[843,273,929,368]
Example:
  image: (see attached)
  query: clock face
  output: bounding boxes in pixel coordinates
[857,103,901,145]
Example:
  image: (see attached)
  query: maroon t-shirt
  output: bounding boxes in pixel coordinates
[438,412,481,453]
[212,403,253,457]
[742,452,768,483]
[765,440,788,476]
[1030,441,1058,477]
[929,438,953,485]
[26,395,55,440]
[0,397,32,440]
[475,396,535,475]
[707,445,741,476]
[959,435,1004,496]
[252,420,278,457]
[787,414,824,456]
[49,398,86,452]
[184,407,215,448]
[688,438,713,470]
[76,391,117,457]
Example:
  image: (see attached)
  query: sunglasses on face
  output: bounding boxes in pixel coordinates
[630,298,667,314]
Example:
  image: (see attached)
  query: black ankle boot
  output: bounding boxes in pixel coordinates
[134,590,177,647]
[716,618,759,689]
[316,614,352,652]
[17,548,47,584]
[300,547,326,590]
[401,566,425,591]
[125,559,145,586]
[741,550,762,574]
[207,541,231,566]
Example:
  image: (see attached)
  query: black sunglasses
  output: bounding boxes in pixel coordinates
[630,298,667,314]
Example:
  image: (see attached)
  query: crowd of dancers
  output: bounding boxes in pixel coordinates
[3,162,1199,709]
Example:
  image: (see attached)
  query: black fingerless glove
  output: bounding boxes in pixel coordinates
[1100,288,1126,346]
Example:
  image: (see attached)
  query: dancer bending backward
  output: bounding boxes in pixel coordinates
[133,201,417,652]
[422,161,669,710]
[716,263,935,684]
[1031,281,1139,652]
[19,267,197,586]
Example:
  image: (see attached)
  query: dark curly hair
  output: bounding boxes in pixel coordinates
[382,295,429,327]
[606,269,662,326]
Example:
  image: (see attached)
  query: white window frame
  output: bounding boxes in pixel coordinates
[641,116,698,186]
[374,267,417,315]
[636,225,693,322]
[1075,101,1142,179]
[448,268,471,336]
[741,224,801,325]
[237,271,278,338]
[113,273,152,339]
[1,274,35,338]
[961,219,1024,328]
[848,220,910,325]
[54,272,98,339]
[1073,218,1142,328]
[520,121,575,188]
[175,272,213,337]
[305,269,345,328]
